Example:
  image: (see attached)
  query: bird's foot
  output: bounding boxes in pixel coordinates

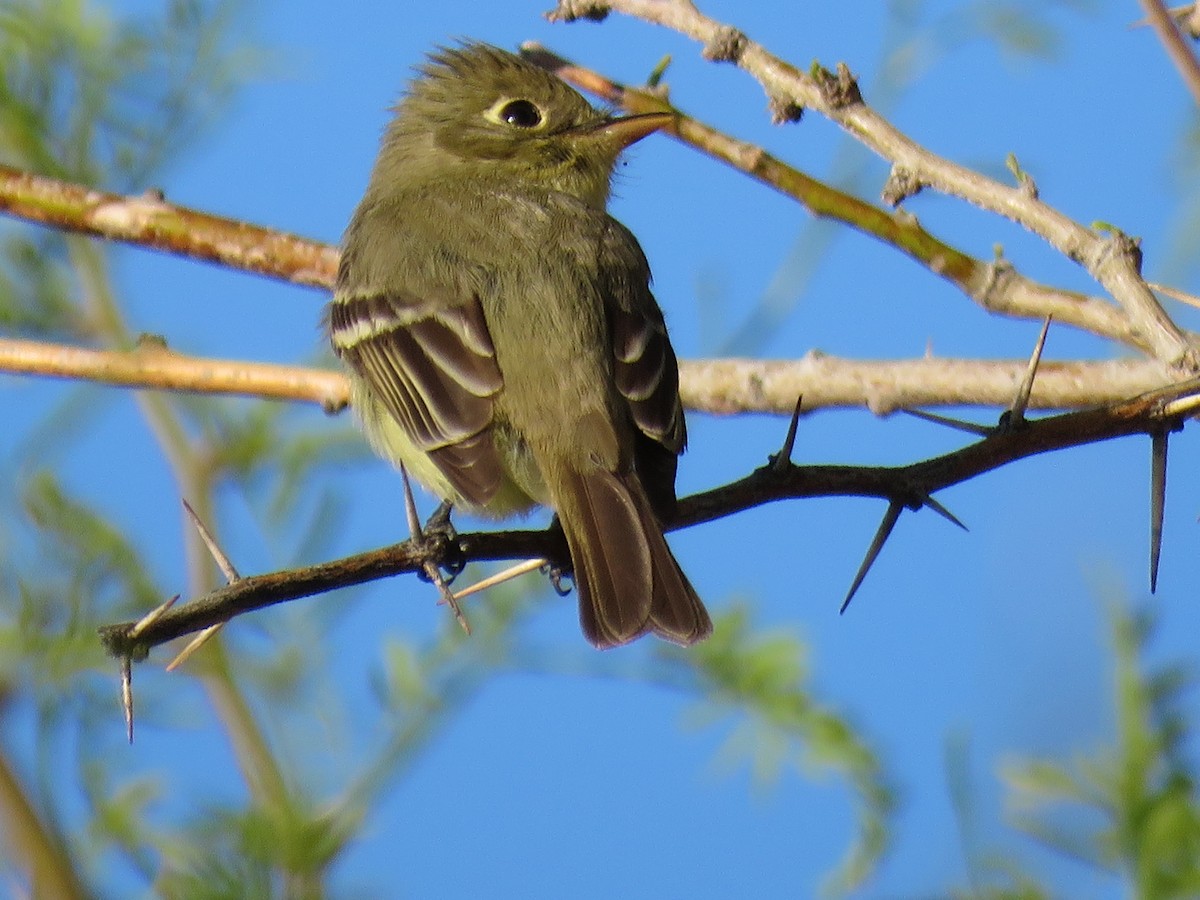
[416,501,465,584]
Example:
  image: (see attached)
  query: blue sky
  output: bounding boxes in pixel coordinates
[8,0,1200,896]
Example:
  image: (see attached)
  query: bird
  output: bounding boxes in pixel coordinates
[327,42,711,648]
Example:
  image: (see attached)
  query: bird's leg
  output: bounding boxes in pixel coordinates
[543,564,575,597]
[421,500,466,581]
[412,500,465,585]
[542,515,575,596]
[398,467,469,633]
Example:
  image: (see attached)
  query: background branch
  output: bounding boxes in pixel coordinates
[0,335,349,410]
[0,163,338,289]
[2,334,1177,414]
[1139,0,1200,104]
[521,43,1155,354]
[547,1,1198,369]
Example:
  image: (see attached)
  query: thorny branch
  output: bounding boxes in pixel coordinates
[99,375,1200,662]
[0,12,1196,678]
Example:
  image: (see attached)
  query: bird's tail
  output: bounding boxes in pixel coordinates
[549,465,712,649]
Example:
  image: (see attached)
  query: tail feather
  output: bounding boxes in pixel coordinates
[551,466,712,649]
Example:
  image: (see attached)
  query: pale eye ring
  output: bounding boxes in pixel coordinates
[496,99,543,128]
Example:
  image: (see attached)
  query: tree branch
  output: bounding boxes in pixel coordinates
[546,1,1198,369]
[521,43,1153,354]
[98,376,1200,663]
[1139,0,1200,105]
[0,335,349,411]
[1,334,1176,414]
[0,164,338,289]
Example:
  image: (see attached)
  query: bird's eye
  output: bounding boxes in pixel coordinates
[498,99,543,128]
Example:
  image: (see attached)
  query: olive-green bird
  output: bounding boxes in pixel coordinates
[328,42,711,648]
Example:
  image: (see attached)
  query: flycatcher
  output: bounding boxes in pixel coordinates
[328,42,711,648]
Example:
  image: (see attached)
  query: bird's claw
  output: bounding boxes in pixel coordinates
[416,502,465,583]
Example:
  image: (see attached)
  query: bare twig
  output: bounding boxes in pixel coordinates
[0,165,338,288]
[545,3,1197,369]
[2,334,1178,414]
[1138,0,1200,105]
[0,751,88,899]
[523,43,1152,352]
[0,336,349,411]
[521,43,1150,353]
[448,558,548,603]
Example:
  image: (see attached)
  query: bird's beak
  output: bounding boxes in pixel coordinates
[569,111,674,150]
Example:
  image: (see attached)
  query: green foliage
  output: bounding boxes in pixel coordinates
[0,0,261,345]
[935,604,1200,899]
[1002,607,1200,898]
[0,0,256,185]
[666,606,894,895]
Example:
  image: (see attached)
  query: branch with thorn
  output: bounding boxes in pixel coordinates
[2,24,1199,733]
[100,350,1200,678]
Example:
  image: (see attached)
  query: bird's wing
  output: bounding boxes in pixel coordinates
[329,289,506,507]
[600,219,687,455]
[610,299,686,454]
[599,218,688,520]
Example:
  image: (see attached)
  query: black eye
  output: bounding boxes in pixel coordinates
[498,99,542,128]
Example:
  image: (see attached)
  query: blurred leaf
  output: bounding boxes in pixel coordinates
[0,0,262,186]
[667,606,894,895]
[0,232,81,338]
[1001,605,1200,895]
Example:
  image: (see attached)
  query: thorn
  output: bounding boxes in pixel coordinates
[1160,392,1200,418]
[446,558,548,603]
[399,464,424,546]
[1007,315,1051,428]
[1146,280,1200,311]
[399,466,471,635]
[901,408,991,437]
[183,499,240,583]
[121,657,134,744]
[173,499,238,670]
[129,594,179,639]
[165,622,224,672]
[840,501,903,614]
[923,495,968,531]
[1150,430,1168,593]
[771,396,804,470]
[427,564,471,635]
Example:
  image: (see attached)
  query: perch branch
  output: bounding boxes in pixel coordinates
[98,376,1200,663]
